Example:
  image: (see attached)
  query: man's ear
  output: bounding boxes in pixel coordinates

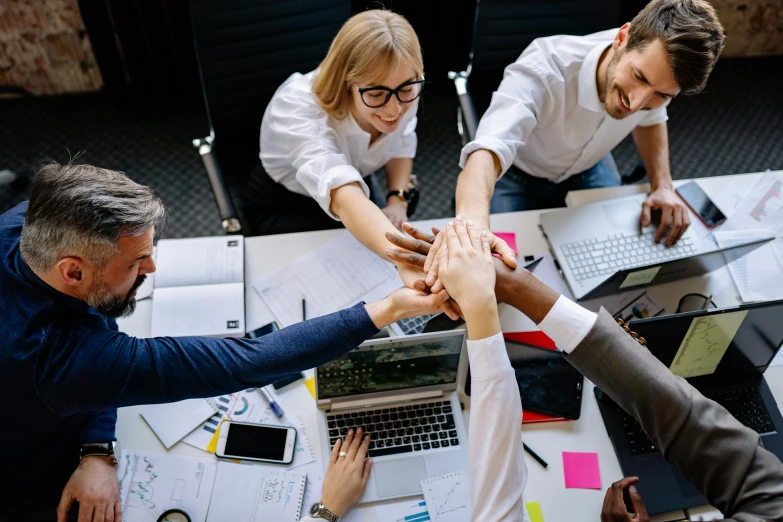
[54,256,91,288]
[612,23,631,52]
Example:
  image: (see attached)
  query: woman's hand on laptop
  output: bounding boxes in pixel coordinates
[320,428,372,518]
[364,286,449,329]
[437,220,501,340]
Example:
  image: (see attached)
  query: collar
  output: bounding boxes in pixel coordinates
[578,41,612,113]
[335,109,375,138]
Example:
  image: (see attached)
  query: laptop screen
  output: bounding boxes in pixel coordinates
[316,333,464,400]
[630,300,783,380]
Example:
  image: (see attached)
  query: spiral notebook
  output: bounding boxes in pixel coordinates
[206,462,306,521]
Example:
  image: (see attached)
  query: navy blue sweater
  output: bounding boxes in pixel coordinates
[0,202,379,504]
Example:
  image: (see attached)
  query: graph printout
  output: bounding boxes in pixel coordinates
[669,310,748,378]
[421,470,471,522]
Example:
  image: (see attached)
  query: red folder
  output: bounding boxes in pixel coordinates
[503,331,569,424]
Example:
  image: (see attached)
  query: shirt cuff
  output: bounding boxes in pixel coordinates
[314,165,369,220]
[459,137,512,177]
[466,332,511,380]
[537,296,597,353]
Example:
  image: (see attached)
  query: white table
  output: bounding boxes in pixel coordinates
[117,172,781,522]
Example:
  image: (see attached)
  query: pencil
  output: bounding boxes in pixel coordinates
[302,297,307,321]
[523,443,548,468]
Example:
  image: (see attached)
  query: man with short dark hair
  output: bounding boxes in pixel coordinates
[0,163,447,522]
[442,0,725,265]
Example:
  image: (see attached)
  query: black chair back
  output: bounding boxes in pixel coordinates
[189,0,350,186]
[468,0,622,117]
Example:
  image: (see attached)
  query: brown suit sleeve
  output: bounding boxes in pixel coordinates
[565,308,783,522]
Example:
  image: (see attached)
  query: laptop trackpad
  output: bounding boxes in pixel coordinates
[375,458,427,497]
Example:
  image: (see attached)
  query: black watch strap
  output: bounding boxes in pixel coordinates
[80,441,118,464]
[387,189,410,201]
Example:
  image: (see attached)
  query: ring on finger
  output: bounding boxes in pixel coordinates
[338,451,348,458]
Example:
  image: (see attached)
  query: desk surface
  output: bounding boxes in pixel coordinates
[117,171,781,522]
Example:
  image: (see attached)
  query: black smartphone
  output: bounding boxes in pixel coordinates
[676,181,727,228]
[215,421,296,464]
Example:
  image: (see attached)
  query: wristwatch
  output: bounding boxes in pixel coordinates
[309,502,340,521]
[80,440,121,466]
[386,189,410,202]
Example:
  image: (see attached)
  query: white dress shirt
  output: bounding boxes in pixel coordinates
[538,295,598,353]
[460,29,669,182]
[260,71,419,220]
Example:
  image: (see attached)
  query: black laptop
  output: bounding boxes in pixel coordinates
[595,299,783,514]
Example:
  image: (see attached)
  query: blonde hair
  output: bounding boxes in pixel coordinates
[313,10,424,120]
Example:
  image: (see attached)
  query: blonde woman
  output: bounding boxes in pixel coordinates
[245,10,456,315]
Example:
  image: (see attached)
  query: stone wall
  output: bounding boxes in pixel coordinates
[0,0,103,96]
[714,0,783,56]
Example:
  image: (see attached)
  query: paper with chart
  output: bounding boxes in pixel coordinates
[669,310,748,378]
[715,170,783,302]
[421,470,471,522]
[375,497,429,522]
[253,232,403,327]
[117,451,217,522]
[183,389,315,468]
[206,462,306,522]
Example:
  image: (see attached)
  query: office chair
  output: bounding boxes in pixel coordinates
[189,0,350,233]
[448,0,622,145]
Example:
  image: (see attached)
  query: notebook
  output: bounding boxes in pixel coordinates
[206,462,306,522]
[140,398,217,449]
[150,236,245,337]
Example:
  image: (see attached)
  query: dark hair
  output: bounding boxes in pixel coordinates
[20,162,168,272]
[627,0,725,95]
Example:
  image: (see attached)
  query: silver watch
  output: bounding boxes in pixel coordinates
[309,502,340,522]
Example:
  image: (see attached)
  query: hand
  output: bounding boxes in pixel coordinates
[423,217,517,292]
[382,198,408,230]
[57,456,122,522]
[641,186,691,246]
[365,286,449,329]
[600,477,650,522]
[397,261,461,321]
[320,428,372,518]
[437,220,496,310]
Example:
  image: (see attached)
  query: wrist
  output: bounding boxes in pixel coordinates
[318,498,346,519]
[650,176,673,192]
[364,298,398,329]
[80,455,116,468]
[462,304,501,341]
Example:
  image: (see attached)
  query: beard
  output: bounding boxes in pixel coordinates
[603,50,630,120]
[86,274,147,318]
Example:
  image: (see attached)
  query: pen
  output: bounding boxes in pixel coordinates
[523,442,548,468]
[302,297,307,321]
[699,295,712,310]
[258,386,285,418]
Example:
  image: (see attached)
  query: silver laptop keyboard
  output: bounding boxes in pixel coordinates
[395,314,435,335]
[325,400,459,458]
[562,232,696,281]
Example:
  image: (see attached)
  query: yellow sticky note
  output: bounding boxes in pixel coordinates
[206,420,224,453]
[304,377,316,399]
[526,501,544,522]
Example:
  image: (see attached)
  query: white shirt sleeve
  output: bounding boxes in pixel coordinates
[261,91,370,220]
[636,103,669,128]
[467,332,527,521]
[459,59,554,177]
[537,295,598,353]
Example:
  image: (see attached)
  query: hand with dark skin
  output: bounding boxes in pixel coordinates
[601,477,650,522]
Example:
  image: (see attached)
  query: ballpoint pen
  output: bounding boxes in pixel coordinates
[258,386,285,418]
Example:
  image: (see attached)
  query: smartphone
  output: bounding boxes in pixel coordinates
[215,421,296,464]
[245,321,279,338]
[676,181,727,228]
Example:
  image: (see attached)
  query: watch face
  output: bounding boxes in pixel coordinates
[310,503,321,516]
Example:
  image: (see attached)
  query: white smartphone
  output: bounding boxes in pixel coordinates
[214,421,296,464]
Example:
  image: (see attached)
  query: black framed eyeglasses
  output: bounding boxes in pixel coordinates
[358,79,425,108]
[676,293,716,314]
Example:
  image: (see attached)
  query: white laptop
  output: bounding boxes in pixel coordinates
[539,193,773,300]
[315,330,470,503]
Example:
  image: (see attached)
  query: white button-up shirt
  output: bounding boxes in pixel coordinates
[460,29,669,182]
[260,71,418,219]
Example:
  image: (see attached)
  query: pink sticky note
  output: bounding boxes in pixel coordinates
[562,452,602,489]
[492,231,518,255]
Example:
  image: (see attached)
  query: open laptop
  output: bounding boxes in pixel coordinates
[315,330,470,503]
[595,299,783,514]
[539,193,773,300]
